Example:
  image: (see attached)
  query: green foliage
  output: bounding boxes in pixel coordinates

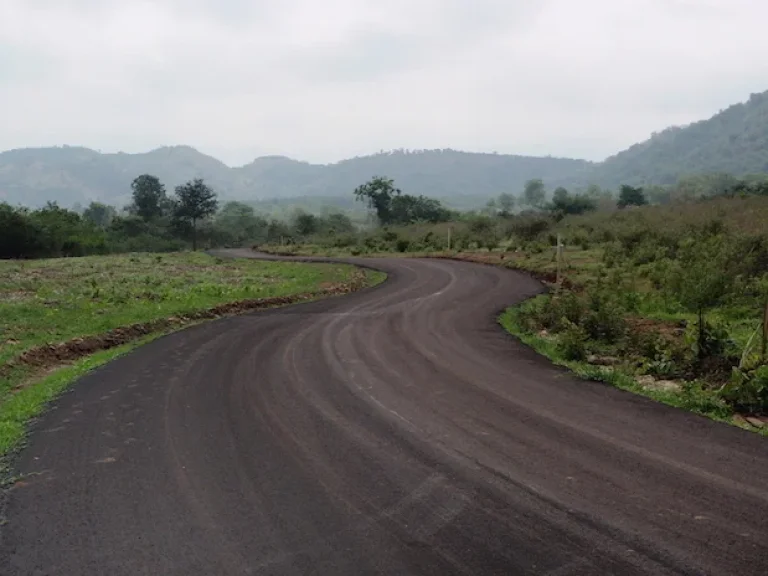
[663,235,734,357]
[0,204,42,259]
[82,202,116,228]
[172,178,219,250]
[0,202,107,259]
[582,295,626,343]
[548,187,597,218]
[617,185,647,208]
[292,210,319,237]
[558,320,588,361]
[727,365,768,413]
[353,176,401,224]
[509,213,552,241]
[683,320,736,365]
[395,238,410,252]
[497,192,516,216]
[353,176,452,226]
[523,179,546,208]
[213,201,269,247]
[391,193,452,224]
[130,174,169,221]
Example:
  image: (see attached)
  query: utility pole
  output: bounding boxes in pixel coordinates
[556,234,563,289]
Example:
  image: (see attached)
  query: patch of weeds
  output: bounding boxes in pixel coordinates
[499,304,742,429]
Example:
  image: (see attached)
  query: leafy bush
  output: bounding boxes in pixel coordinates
[558,320,589,361]
[582,299,627,343]
[510,214,552,241]
[727,365,768,413]
[395,238,411,253]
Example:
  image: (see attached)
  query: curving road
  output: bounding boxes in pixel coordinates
[2,252,767,575]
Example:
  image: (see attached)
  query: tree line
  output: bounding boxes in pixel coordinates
[0,174,357,259]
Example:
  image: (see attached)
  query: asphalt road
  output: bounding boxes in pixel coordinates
[2,251,767,575]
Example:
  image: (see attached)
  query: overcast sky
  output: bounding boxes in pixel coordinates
[1,0,767,166]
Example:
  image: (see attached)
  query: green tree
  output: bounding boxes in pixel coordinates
[213,201,268,246]
[523,179,546,209]
[353,176,401,225]
[266,218,292,244]
[172,178,218,250]
[320,212,356,236]
[390,194,451,224]
[497,192,516,216]
[130,174,168,221]
[82,202,116,228]
[0,204,42,259]
[666,235,734,359]
[585,184,603,197]
[292,210,319,237]
[548,187,596,217]
[483,198,498,216]
[617,185,647,209]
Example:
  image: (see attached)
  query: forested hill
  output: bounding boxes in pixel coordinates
[0,147,591,208]
[2,89,767,207]
[586,90,768,188]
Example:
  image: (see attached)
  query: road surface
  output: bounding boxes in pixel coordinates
[1,251,767,575]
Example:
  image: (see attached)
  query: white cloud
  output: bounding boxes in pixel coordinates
[1,0,767,165]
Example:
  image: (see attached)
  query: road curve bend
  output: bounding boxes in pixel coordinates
[1,251,767,575]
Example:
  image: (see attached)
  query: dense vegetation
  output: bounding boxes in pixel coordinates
[2,89,767,208]
[0,173,361,259]
[506,196,768,419]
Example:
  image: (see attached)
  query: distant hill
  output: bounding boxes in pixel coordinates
[586,90,768,188]
[1,89,767,207]
[0,147,591,208]
[0,145,232,208]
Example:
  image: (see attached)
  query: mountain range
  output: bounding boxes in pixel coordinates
[1,90,767,208]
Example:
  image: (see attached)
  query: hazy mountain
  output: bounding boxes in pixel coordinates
[586,90,768,188]
[0,145,231,208]
[1,89,767,208]
[0,147,592,207]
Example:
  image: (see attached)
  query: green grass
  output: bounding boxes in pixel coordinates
[0,252,365,367]
[0,252,384,460]
[499,300,766,435]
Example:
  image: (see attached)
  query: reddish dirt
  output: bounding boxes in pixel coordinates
[625,316,685,340]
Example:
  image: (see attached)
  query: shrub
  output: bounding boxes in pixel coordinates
[558,320,589,361]
[582,301,627,343]
[726,365,768,413]
[381,229,398,242]
[332,234,358,248]
[395,238,411,253]
[510,214,551,241]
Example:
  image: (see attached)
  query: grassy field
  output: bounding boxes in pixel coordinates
[0,252,384,458]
